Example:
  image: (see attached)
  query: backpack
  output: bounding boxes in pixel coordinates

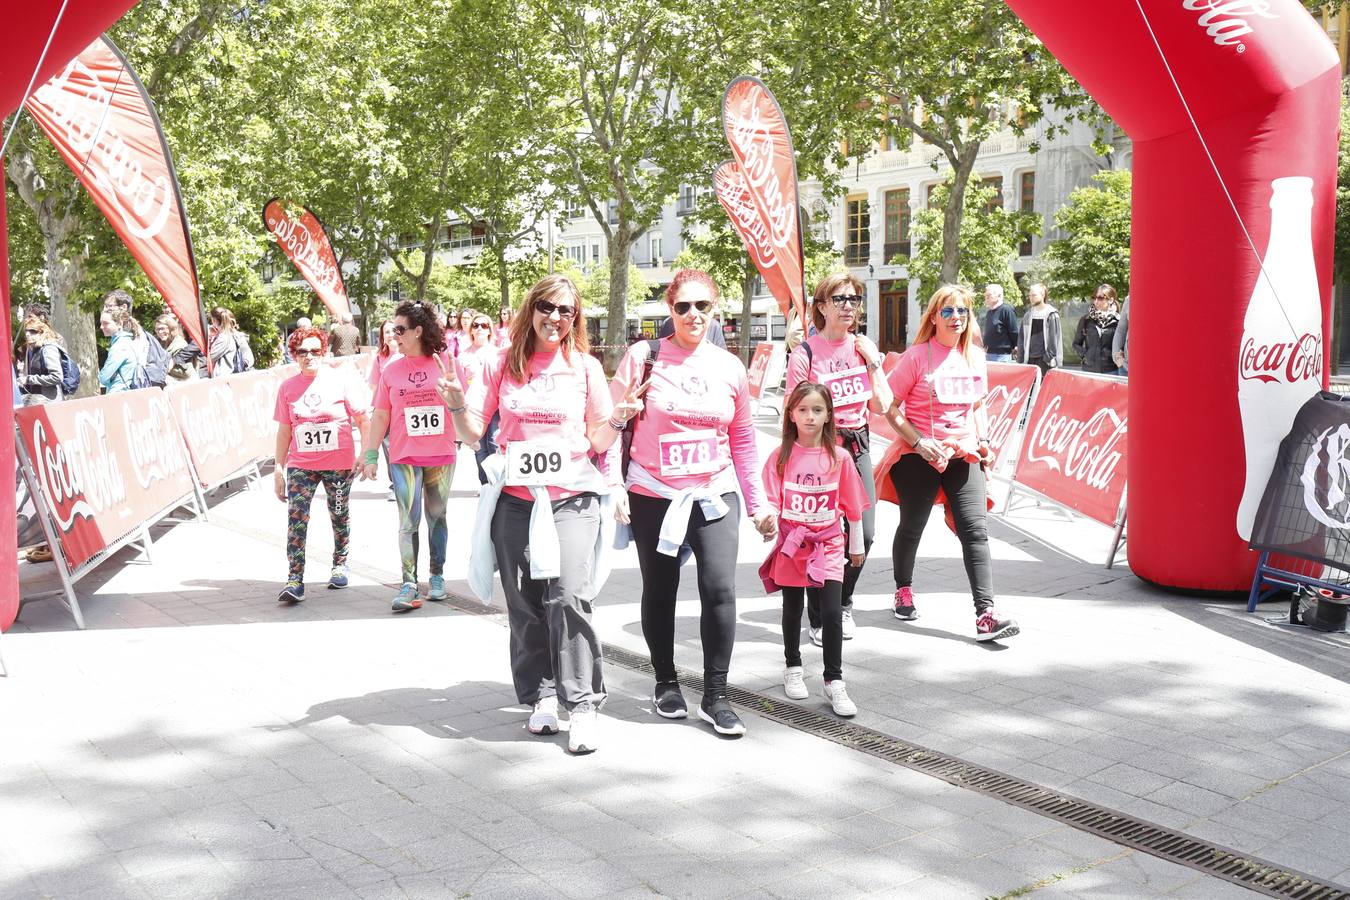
[144,335,169,387]
[55,346,81,396]
[230,334,252,374]
[620,339,660,479]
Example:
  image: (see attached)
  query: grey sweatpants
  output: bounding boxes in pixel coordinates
[491,491,607,710]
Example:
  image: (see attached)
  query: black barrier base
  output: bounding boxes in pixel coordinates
[1246,550,1348,613]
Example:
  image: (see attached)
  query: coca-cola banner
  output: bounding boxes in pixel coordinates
[16,389,197,573]
[713,162,801,323]
[984,363,1040,468]
[1012,370,1128,527]
[721,77,805,324]
[1003,0,1339,591]
[23,36,210,362]
[168,367,291,489]
[747,342,774,399]
[262,198,351,319]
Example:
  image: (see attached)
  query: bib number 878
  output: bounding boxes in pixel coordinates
[667,441,710,469]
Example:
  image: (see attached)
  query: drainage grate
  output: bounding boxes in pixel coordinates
[443,595,1349,898]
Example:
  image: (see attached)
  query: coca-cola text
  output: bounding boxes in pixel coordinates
[1238,332,1322,384]
[1024,396,1128,492]
[1182,0,1278,49]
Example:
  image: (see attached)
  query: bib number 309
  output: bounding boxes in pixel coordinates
[403,405,444,437]
[505,440,569,487]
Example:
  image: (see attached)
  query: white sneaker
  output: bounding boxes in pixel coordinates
[841,608,856,640]
[568,701,599,754]
[823,680,857,717]
[527,696,558,735]
[808,626,823,647]
[782,666,808,700]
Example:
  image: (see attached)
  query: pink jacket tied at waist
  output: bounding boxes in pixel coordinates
[758,521,842,593]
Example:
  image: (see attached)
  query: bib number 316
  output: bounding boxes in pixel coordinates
[403,406,444,437]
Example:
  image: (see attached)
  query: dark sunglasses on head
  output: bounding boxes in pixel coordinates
[673,299,713,316]
[939,306,971,319]
[829,294,863,308]
[470,322,491,331]
[294,347,323,357]
[534,299,577,320]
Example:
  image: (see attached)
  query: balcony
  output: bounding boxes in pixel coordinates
[883,241,910,264]
[844,245,870,266]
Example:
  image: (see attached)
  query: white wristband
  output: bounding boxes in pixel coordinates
[847,519,865,555]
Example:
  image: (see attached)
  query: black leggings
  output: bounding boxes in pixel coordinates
[784,581,842,681]
[890,453,993,613]
[629,491,741,697]
[808,445,875,627]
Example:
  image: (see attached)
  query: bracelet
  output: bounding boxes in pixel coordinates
[363,449,379,465]
[608,416,627,431]
[448,405,466,414]
[977,438,991,445]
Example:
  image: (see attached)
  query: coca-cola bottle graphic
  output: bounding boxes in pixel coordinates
[1236,176,1324,540]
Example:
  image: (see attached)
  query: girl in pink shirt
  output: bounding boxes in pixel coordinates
[273,327,369,604]
[361,301,456,613]
[785,272,894,645]
[609,269,775,737]
[438,275,639,755]
[760,382,868,717]
[881,284,1019,642]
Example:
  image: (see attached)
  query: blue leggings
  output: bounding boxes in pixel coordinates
[389,463,453,584]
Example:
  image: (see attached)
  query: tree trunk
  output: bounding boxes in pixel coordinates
[496,246,511,311]
[605,229,635,370]
[7,150,98,396]
[740,268,756,365]
[940,149,980,285]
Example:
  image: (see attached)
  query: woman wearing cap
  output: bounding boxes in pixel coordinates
[274,326,369,603]
[610,268,775,737]
[438,274,638,755]
[361,301,455,612]
[785,272,892,646]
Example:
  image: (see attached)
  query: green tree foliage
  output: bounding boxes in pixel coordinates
[1336,89,1350,285]
[1040,170,1132,302]
[579,259,649,315]
[908,177,1038,302]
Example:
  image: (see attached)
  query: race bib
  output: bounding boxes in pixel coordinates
[822,365,871,408]
[658,429,721,477]
[782,481,839,526]
[403,405,444,437]
[931,372,984,405]
[505,439,572,487]
[294,422,339,454]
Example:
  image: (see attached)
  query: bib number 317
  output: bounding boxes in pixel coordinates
[506,440,569,487]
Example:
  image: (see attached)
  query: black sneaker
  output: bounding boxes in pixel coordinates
[653,681,688,719]
[697,696,746,736]
[976,608,1020,642]
[893,586,918,620]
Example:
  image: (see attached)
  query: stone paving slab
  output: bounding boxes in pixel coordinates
[7,424,1350,895]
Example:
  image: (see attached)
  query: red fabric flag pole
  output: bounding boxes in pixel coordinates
[721,77,806,327]
[262,198,351,320]
[23,34,210,368]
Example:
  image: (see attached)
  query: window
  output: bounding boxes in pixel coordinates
[565,198,586,219]
[678,184,697,215]
[438,226,451,249]
[1019,171,1036,256]
[926,183,940,208]
[981,175,1004,213]
[844,196,870,266]
[262,255,275,283]
[390,282,401,303]
[883,189,910,262]
[449,222,486,249]
[566,243,586,266]
[607,201,619,225]
[591,241,602,264]
[650,235,663,266]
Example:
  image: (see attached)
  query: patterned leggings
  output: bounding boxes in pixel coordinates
[286,468,354,582]
[389,463,453,584]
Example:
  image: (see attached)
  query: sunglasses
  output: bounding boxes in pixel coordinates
[470,322,491,331]
[938,307,971,319]
[829,294,863,308]
[1093,295,1110,301]
[392,324,413,335]
[294,347,323,357]
[673,300,713,316]
[534,299,577,320]
[24,329,41,335]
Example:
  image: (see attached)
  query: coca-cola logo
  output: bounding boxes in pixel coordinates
[715,167,778,271]
[266,211,343,293]
[238,377,281,440]
[1182,0,1278,52]
[29,410,128,532]
[178,387,245,462]
[1238,333,1322,384]
[124,395,189,490]
[725,84,798,253]
[1300,424,1350,529]
[984,383,1029,458]
[1025,396,1128,491]
[30,57,174,240]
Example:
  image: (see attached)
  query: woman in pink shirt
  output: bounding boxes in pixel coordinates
[882,284,1018,642]
[438,275,638,754]
[460,311,501,484]
[494,307,513,349]
[610,269,776,737]
[361,301,455,613]
[785,272,893,645]
[369,319,402,501]
[273,327,369,603]
[761,382,869,717]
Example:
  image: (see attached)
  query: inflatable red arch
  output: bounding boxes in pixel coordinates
[0,0,1341,631]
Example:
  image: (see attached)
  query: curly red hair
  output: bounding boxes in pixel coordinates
[287,326,328,357]
[667,268,719,304]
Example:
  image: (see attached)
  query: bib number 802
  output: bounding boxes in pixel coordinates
[788,493,830,515]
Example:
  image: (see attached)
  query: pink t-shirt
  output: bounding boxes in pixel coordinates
[274,369,362,471]
[457,343,496,394]
[761,442,869,586]
[374,355,456,466]
[887,340,987,447]
[469,346,613,501]
[785,334,874,430]
[611,337,765,516]
[369,350,402,389]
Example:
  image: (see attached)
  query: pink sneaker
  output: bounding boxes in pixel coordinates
[893,587,918,620]
[976,608,1020,642]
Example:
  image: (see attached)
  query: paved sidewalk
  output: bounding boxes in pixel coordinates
[5,424,1350,898]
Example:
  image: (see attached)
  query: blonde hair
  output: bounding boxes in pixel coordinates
[810,272,865,333]
[22,315,59,346]
[507,274,588,383]
[914,284,977,362]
